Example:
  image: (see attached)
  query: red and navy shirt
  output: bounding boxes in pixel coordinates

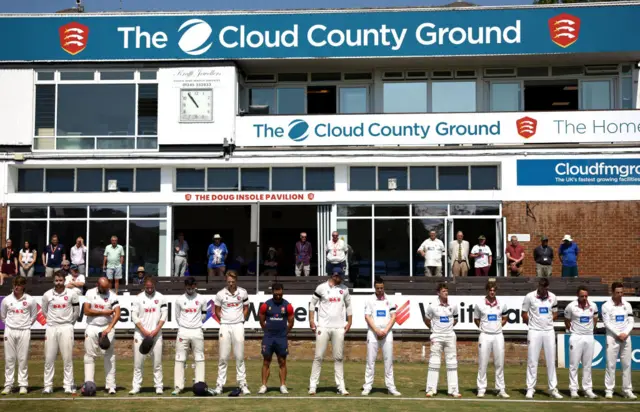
[260,298,293,338]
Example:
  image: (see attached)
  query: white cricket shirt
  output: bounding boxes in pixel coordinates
[601,298,634,337]
[564,299,598,335]
[176,293,208,329]
[364,293,397,329]
[522,291,558,331]
[0,293,37,330]
[84,287,120,327]
[425,299,459,335]
[311,281,353,328]
[131,291,168,333]
[42,288,79,326]
[473,298,508,334]
[471,245,493,268]
[419,238,445,267]
[214,287,249,325]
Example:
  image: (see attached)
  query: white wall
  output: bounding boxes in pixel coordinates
[157,65,236,146]
[0,69,34,146]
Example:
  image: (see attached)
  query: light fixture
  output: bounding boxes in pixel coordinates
[563,86,578,91]
[551,102,571,106]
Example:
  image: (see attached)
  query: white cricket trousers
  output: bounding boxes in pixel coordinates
[3,327,31,389]
[568,334,594,392]
[477,332,505,392]
[526,329,557,392]
[363,330,396,392]
[174,327,205,390]
[132,332,163,391]
[426,333,459,394]
[44,324,75,391]
[84,325,116,390]
[605,334,633,392]
[216,323,247,387]
[309,327,346,391]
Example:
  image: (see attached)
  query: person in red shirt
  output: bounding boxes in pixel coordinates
[506,236,525,277]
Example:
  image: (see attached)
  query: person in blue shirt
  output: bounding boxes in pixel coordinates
[207,234,228,277]
[257,283,294,395]
[559,234,579,277]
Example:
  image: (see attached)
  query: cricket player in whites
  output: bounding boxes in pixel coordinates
[602,282,637,399]
[424,282,461,398]
[1,276,37,395]
[309,267,353,396]
[522,277,562,399]
[42,271,80,394]
[362,277,401,396]
[213,270,250,395]
[83,277,121,394]
[473,280,509,398]
[563,285,598,399]
[172,277,207,396]
[130,276,168,395]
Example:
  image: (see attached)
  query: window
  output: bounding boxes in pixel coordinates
[17,169,44,192]
[438,166,469,190]
[46,169,75,192]
[307,86,336,114]
[241,168,269,191]
[470,166,499,190]
[129,220,166,277]
[431,81,476,113]
[137,84,158,149]
[378,167,407,190]
[383,82,427,113]
[272,167,303,191]
[490,82,522,112]
[350,167,376,190]
[581,80,612,110]
[77,169,103,192]
[136,169,161,192]
[34,85,55,137]
[277,88,305,115]
[176,169,205,191]
[49,220,87,254]
[89,220,126,276]
[622,77,633,109]
[90,205,128,218]
[9,207,47,219]
[339,87,368,114]
[207,168,239,191]
[337,219,372,287]
[104,169,134,192]
[305,167,335,191]
[249,89,275,114]
[337,205,371,217]
[130,206,167,218]
[375,219,410,276]
[50,207,87,218]
[409,167,437,190]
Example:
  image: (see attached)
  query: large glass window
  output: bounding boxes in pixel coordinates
[35,85,55,137]
[305,167,335,191]
[272,167,303,191]
[431,81,476,113]
[339,87,368,114]
[8,221,47,275]
[383,82,427,113]
[350,167,376,190]
[49,221,87,255]
[439,166,469,190]
[378,167,408,191]
[490,82,522,112]
[409,167,437,190]
[104,169,134,192]
[241,168,270,191]
[249,89,275,114]
[207,168,239,191]
[135,169,161,192]
[17,169,44,192]
[129,220,166,277]
[471,166,499,190]
[77,169,103,192]
[277,88,306,115]
[337,219,372,288]
[375,219,410,276]
[137,84,158,136]
[581,80,612,110]
[46,169,75,192]
[176,169,205,191]
[622,77,633,109]
[89,220,126,277]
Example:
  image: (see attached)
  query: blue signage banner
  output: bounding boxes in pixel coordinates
[0,5,638,61]
[517,159,640,186]
[562,334,640,371]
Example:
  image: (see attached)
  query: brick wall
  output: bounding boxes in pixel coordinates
[502,201,640,283]
[0,337,531,365]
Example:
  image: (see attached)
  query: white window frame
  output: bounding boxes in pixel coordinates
[579,78,616,110]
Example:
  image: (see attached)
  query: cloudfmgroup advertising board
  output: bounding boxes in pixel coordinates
[517,159,640,186]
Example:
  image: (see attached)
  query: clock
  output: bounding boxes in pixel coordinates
[179,88,214,123]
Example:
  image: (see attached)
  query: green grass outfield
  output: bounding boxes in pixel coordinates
[0,360,638,412]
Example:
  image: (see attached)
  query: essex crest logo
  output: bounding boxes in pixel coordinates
[516,117,537,139]
[59,22,89,55]
[548,13,580,48]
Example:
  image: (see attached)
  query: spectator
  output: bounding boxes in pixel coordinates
[70,237,87,275]
[417,230,445,277]
[65,264,86,296]
[174,232,189,277]
[505,236,525,277]
[264,247,278,276]
[325,231,348,275]
[559,235,579,278]
[470,235,493,276]
[295,232,312,277]
[103,235,125,294]
[18,240,36,278]
[60,260,71,276]
[133,266,146,285]
[0,239,18,286]
[43,234,65,278]
[448,231,470,277]
[533,236,554,278]
[207,234,228,277]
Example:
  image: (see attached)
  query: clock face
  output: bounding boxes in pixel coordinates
[180,89,213,122]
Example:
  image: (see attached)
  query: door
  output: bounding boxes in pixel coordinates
[495,217,506,277]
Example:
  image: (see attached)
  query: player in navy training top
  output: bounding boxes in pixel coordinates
[258,283,294,394]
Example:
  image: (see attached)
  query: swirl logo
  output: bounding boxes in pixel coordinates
[178,19,213,56]
[288,119,310,142]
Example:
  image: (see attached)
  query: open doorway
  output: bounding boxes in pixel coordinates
[453,219,499,277]
[524,80,578,111]
[307,86,337,114]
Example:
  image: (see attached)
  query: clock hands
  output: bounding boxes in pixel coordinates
[187,92,199,108]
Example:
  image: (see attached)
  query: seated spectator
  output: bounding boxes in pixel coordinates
[65,264,86,296]
[133,266,146,285]
[60,260,71,276]
[263,247,278,276]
